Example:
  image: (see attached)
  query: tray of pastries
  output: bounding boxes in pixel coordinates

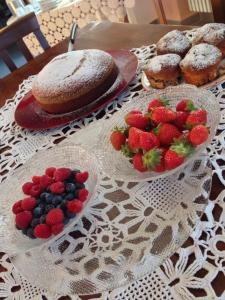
[142,23,225,89]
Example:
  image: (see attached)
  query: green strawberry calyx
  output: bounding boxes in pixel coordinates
[186,100,197,111]
[158,96,170,107]
[121,143,135,158]
[171,138,194,158]
[143,148,162,170]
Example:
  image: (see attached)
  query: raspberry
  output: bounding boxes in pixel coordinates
[22,182,34,195]
[66,200,83,213]
[40,175,53,189]
[54,168,71,181]
[46,208,64,226]
[29,184,42,197]
[75,171,89,183]
[34,224,51,239]
[12,200,23,214]
[45,167,56,177]
[16,211,32,229]
[21,197,37,211]
[32,176,41,184]
[78,188,89,202]
[50,182,65,194]
[51,223,64,235]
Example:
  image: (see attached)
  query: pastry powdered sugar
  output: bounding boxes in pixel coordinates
[193,23,225,45]
[156,30,191,54]
[180,43,222,70]
[146,54,181,73]
[32,50,114,99]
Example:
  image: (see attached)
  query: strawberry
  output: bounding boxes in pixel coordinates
[154,148,167,172]
[165,139,193,170]
[139,131,160,151]
[125,112,149,129]
[142,148,162,170]
[151,107,176,124]
[147,97,169,112]
[189,125,209,146]
[186,109,207,128]
[46,208,64,226]
[110,128,126,151]
[12,200,23,215]
[133,153,147,172]
[164,149,185,170]
[176,99,196,112]
[34,224,51,239]
[156,123,181,146]
[173,111,189,130]
[16,211,32,229]
[128,127,142,150]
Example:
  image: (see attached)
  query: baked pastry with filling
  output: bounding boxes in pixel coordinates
[192,23,225,56]
[156,30,191,58]
[180,43,222,86]
[32,49,118,114]
[144,53,181,89]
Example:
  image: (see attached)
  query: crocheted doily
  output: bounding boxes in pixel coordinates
[0,40,225,299]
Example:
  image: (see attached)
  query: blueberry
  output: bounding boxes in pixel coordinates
[65,183,76,193]
[73,191,78,199]
[38,203,45,209]
[66,175,74,183]
[31,218,40,228]
[45,204,54,213]
[27,228,35,239]
[33,207,44,217]
[40,215,46,224]
[40,192,48,201]
[59,199,67,210]
[45,193,53,204]
[63,218,70,225]
[75,182,85,189]
[52,195,63,206]
[65,193,74,201]
[66,211,76,219]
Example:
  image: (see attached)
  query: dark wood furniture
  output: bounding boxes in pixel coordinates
[0,12,49,72]
[0,22,224,299]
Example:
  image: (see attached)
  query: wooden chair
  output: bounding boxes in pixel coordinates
[0,12,49,72]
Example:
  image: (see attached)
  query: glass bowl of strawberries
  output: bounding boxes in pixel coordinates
[0,144,99,256]
[98,84,220,182]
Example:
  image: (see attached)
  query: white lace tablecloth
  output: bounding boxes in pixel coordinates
[1,44,225,299]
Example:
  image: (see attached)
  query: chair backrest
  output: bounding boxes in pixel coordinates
[0,12,50,72]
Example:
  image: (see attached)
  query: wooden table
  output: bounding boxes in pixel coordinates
[0,21,224,299]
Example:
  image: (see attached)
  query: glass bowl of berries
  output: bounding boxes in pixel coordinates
[0,144,99,256]
[97,84,220,182]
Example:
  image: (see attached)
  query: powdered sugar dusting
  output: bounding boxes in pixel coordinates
[32,50,114,99]
[146,54,181,73]
[193,23,225,45]
[157,30,191,54]
[180,43,222,70]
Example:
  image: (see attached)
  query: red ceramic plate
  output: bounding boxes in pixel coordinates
[15,50,138,130]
